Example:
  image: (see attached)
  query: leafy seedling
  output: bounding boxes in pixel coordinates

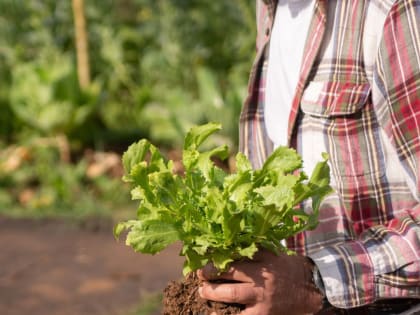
[115,122,332,275]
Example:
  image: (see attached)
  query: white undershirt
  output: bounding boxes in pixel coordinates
[265,0,315,148]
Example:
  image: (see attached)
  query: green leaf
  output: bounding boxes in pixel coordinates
[221,209,243,243]
[224,170,253,209]
[254,175,298,209]
[182,149,199,171]
[202,186,225,223]
[196,145,229,181]
[129,162,155,203]
[252,204,283,236]
[235,152,252,173]
[308,155,331,189]
[149,170,178,206]
[261,146,302,175]
[125,220,180,254]
[183,122,221,150]
[237,242,258,259]
[122,140,151,179]
[212,250,235,272]
[182,246,209,276]
[113,220,138,240]
[130,186,145,200]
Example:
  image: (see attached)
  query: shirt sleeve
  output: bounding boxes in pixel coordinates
[309,0,420,309]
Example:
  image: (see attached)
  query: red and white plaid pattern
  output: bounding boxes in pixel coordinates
[240,0,420,308]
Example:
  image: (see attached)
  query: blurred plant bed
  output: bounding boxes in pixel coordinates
[0,135,129,224]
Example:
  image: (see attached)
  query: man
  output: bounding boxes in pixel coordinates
[198,0,420,314]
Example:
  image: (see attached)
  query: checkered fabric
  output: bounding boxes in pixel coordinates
[239,0,420,309]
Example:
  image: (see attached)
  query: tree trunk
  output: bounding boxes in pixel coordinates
[72,0,90,89]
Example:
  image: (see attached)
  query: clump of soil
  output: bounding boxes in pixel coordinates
[162,273,244,315]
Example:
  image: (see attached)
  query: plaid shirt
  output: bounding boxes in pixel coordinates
[239,0,420,309]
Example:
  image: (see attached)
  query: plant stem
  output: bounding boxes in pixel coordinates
[72,0,91,89]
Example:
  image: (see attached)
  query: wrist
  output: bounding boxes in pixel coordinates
[304,257,328,312]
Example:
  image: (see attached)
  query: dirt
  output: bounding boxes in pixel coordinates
[0,216,185,315]
[162,273,243,315]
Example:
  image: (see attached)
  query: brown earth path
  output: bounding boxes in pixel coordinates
[0,216,184,315]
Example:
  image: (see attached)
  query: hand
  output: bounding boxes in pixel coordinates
[197,250,324,315]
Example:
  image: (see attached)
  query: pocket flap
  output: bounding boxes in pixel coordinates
[301,81,371,117]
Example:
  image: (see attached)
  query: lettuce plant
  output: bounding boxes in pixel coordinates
[115,122,332,275]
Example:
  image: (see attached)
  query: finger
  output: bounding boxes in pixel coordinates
[199,281,261,305]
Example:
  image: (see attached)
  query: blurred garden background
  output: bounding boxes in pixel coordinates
[0,0,255,219]
[0,0,255,314]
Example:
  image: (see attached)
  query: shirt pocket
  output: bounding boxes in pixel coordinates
[299,81,384,178]
[300,81,371,117]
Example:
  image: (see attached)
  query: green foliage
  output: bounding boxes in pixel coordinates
[97,0,255,147]
[1,0,255,148]
[0,140,130,219]
[115,123,332,275]
[0,0,255,218]
[10,51,101,135]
